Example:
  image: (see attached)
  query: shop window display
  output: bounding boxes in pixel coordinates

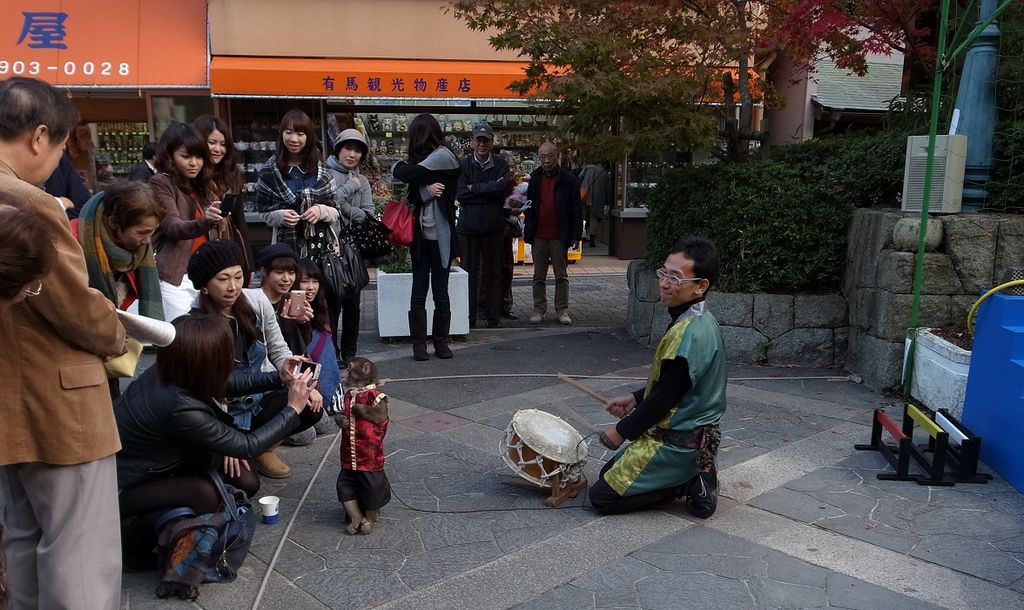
[328,110,554,179]
[88,122,150,182]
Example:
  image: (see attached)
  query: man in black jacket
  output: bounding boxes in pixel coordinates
[456,122,511,328]
[127,141,157,182]
[524,142,582,325]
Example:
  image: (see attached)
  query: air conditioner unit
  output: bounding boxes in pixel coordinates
[901,134,966,213]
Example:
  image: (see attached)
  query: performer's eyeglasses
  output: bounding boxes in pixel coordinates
[24,280,42,297]
[655,268,704,286]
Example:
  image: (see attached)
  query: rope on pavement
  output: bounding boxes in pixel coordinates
[251,369,856,605]
[251,425,343,610]
[379,373,857,384]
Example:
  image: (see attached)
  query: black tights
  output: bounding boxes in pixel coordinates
[410,239,451,311]
[326,289,362,363]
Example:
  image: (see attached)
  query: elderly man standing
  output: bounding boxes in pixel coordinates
[524,141,581,325]
[456,121,511,328]
[0,77,126,609]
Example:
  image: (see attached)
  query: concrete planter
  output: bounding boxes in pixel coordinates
[909,329,972,419]
[376,267,469,337]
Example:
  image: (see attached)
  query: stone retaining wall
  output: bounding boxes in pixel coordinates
[627,262,848,367]
[627,210,1023,381]
[844,209,1024,389]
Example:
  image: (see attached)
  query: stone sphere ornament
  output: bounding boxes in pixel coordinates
[892,216,943,252]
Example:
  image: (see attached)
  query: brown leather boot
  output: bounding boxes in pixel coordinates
[409,310,428,361]
[254,444,291,479]
[432,310,453,359]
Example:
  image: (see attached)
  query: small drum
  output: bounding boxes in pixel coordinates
[500,409,587,489]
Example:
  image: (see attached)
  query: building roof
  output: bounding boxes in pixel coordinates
[812,60,903,112]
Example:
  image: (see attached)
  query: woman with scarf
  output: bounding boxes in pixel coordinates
[71,180,165,397]
[255,110,338,259]
[391,114,462,361]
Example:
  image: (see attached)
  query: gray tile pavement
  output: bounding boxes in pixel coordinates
[114,263,1024,610]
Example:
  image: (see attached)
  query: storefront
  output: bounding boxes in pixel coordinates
[208,0,649,259]
[0,0,209,188]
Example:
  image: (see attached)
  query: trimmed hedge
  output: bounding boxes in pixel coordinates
[646,130,908,293]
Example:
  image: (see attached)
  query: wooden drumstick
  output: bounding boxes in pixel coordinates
[557,373,611,406]
[551,398,602,434]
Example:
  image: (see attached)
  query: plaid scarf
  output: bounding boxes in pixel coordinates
[77,192,164,320]
[255,160,337,256]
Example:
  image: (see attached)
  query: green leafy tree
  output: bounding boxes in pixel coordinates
[451,0,930,161]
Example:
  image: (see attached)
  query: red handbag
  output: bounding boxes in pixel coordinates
[382,199,414,246]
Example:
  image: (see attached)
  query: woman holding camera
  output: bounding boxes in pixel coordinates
[151,122,222,322]
[114,314,317,567]
[194,114,254,280]
[187,240,322,479]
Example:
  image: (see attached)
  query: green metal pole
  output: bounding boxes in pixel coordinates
[904,0,952,394]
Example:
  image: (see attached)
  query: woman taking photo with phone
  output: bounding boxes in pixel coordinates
[194,114,254,280]
[187,240,323,479]
[151,122,222,322]
[391,114,461,361]
[281,258,341,446]
[114,313,317,569]
[70,180,165,397]
[255,242,314,357]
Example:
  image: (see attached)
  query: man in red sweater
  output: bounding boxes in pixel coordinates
[524,142,582,325]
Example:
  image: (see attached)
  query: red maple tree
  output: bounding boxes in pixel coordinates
[451,0,936,159]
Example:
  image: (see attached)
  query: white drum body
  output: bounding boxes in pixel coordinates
[500,409,588,488]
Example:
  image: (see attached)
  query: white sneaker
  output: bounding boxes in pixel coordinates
[558,311,572,325]
[530,311,543,324]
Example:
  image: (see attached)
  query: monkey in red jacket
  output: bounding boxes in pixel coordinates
[333,357,390,534]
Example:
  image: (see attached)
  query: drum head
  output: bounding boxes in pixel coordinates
[512,409,587,464]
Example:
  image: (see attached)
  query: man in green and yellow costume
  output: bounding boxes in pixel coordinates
[590,236,726,517]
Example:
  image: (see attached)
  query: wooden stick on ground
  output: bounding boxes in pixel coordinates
[557,373,611,405]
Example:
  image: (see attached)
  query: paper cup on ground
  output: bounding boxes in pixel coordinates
[259,496,280,524]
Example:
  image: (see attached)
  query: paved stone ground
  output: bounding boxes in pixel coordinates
[118,257,1024,610]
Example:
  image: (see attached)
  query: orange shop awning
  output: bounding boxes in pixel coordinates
[211,57,533,99]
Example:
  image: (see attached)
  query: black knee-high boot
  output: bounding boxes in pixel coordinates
[431,310,453,359]
[409,310,428,361]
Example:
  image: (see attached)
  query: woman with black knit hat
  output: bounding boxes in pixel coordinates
[187,240,324,479]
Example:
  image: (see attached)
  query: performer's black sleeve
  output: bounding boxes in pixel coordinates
[616,357,692,441]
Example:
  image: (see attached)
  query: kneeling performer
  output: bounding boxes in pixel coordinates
[589,236,726,517]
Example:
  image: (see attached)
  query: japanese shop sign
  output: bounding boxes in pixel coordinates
[0,0,208,87]
[211,57,532,99]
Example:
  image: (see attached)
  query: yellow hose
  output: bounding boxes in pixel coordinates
[967,279,1024,336]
